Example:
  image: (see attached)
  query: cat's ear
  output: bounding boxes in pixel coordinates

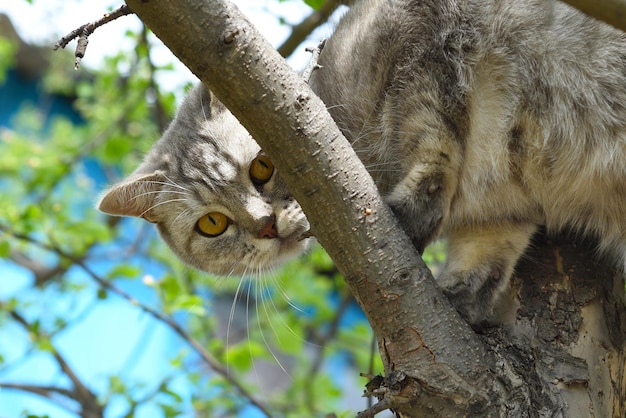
[205,87,227,116]
[183,83,227,121]
[97,172,165,223]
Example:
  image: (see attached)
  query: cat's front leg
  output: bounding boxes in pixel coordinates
[385,147,460,252]
[438,222,538,325]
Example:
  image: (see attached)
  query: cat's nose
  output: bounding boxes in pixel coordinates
[257,215,278,239]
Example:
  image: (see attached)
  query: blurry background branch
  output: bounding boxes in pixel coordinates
[561,0,626,32]
[1,309,104,418]
[277,0,343,57]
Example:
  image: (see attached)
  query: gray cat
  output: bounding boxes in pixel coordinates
[98,0,626,323]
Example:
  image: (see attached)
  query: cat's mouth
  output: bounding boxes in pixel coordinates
[297,229,313,241]
[265,226,313,270]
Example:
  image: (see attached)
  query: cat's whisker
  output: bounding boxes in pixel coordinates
[255,273,293,379]
[131,189,191,202]
[173,207,193,224]
[162,173,192,191]
[244,278,266,390]
[363,165,403,173]
[226,252,257,278]
[207,274,224,292]
[362,161,401,169]
[136,180,188,189]
[226,273,247,377]
[138,198,188,219]
[325,103,347,112]
[265,274,319,347]
[267,274,307,315]
[135,185,192,199]
[140,177,192,193]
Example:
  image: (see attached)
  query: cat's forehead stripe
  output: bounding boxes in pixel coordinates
[181,135,237,180]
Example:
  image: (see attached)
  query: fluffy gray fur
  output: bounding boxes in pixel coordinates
[99,0,626,323]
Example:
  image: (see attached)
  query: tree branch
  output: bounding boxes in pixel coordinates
[0,383,76,410]
[276,0,343,58]
[122,0,500,415]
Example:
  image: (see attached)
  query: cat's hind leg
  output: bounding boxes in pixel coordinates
[438,222,538,325]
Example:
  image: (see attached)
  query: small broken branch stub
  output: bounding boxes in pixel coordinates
[53,4,134,69]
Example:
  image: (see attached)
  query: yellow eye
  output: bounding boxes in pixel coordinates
[249,154,274,185]
[195,212,229,237]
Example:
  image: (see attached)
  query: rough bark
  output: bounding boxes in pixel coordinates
[123,0,626,416]
[489,231,626,417]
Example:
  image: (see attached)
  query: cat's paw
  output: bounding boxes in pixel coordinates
[439,223,537,325]
[437,263,507,325]
[386,173,447,252]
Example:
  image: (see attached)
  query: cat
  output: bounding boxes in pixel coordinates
[98,0,626,324]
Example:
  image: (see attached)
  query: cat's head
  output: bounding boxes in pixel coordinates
[97,84,311,276]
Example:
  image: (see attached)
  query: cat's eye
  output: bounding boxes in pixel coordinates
[249,154,274,185]
[195,212,229,237]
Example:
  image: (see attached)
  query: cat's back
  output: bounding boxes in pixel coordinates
[311,0,626,246]
[312,0,626,134]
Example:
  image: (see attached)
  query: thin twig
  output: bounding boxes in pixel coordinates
[0,383,75,400]
[53,4,134,69]
[366,334,377,408]
[0,383,77,413]
[356,398,393,418]
[302,39,326,84]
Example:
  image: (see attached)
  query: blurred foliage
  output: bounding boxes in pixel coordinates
[0,1,447,417]
[0,37,15,84]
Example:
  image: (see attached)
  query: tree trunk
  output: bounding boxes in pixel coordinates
[497,231,626,417]
[123,0,625,416]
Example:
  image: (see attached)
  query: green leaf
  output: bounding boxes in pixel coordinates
[36,336,54,353]
[0,38,16,84]
[162,386,183,403]
[158,403,182,418]
[103,136,133,163]
[109,375,127,394]
[304,0,326,10]
[159,274,183,304]
[107,264,141,280]
[21,204,44,232]
[172,295,207,316]
[0,240,10,258]
[226,342,265,371]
